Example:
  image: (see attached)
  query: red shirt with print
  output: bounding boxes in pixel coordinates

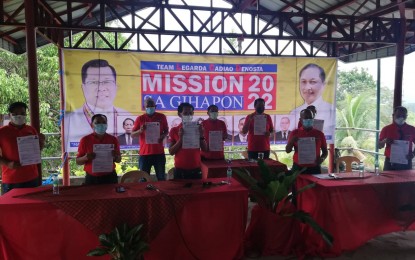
[244,113,273,151]
[77,133,120,176]
[0,123,40,183]
[379,122,415,158]
[169,123,201,169]
[201,119,227,159]
[288,127,327,167]
[133,112,168,155]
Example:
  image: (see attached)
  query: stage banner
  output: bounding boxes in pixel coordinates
[62,49,337,152]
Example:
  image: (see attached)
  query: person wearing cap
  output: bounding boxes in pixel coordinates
[0,102,45,194]
[76,114,121,185]
[132,97,169,181]
[286,108,328,174]
[379,106,415,170]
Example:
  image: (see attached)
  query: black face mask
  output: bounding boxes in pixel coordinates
[256,107,265,114]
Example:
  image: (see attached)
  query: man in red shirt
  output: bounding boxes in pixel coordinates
[286,108,328,174]
[0,102,45,195]
[132,97,169,180]
[76,114,121,185]
[379,106,415,170]
[241,98,274,160]
[201,105,228,160]
[169,103,208,179]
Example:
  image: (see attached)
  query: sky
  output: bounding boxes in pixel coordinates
[338,51,415,103]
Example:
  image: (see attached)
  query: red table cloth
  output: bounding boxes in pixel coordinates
[201,159,287,179]
[297,171,415,257]
[0,178,248,260]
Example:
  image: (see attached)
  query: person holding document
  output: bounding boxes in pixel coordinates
[379,106,415,170]
[0,102,45,195]
[286,109,328,174]
[76,114,121,185]
[201,105,228,160]
[241,98,274,160]
[169,103,208,179]
[132,97,169,181]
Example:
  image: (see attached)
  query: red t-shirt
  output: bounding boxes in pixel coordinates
[0,123,40,184]
[288,127,327,167]
[169,123,201,169]
[244,114,273,151]
[201,119,227,159]
[133,112,168,155]
[77,133,120,176]
[379,122,415,157]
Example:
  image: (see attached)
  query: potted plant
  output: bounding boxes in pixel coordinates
[235,160,333,257]
[87,223,149,260]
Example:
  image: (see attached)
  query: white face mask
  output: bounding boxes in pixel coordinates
[394,117,406,126]
[11,115,26,126]
[182,115,193,123]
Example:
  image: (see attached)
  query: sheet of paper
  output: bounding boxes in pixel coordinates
[182,122,200,149]
[390,140,410,164]
[298,137,316,165]
[254,115,266,135]
[208,131,223,151]
[92,144,114,173]
[17,135,41,166]
[313,119,324,131]
[145,122,160,144]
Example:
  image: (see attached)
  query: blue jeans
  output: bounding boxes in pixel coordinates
[384,157,412,171]
[1,178,39,195]
[173,168,202,180]
[85,171,118,185]
[139,154,166,181]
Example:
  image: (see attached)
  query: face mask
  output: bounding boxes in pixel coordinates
[146,107,155,115]
[94,124,108,135]
[302,119,314,128]
[255,107,265,114]
[395,117,405,126]
[182,115,193,123]
[209,112,218,120]
[11,115,26,126]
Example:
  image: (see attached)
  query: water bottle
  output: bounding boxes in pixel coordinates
[52,174,59,195]
[374,163,380,176]
[226,166,232,185]
[359,162,364,178]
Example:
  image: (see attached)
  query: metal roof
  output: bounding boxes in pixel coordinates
[0,0,414,62]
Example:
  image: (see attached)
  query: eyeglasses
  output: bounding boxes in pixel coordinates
[84,80,115,88]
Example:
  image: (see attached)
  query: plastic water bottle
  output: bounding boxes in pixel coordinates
[359,162,364,178]
[52,174,59,195]
[374,164,380,176]
[226,166,232,185]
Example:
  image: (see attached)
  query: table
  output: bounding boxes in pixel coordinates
[297,171,415,257]
[0,178,248,260]
[201,159,287,179]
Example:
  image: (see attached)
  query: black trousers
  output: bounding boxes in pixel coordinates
[383,157,412,171]
[85,171,118,185]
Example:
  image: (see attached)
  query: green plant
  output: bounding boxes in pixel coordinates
[235,160,333,247]
[87,223,149,260]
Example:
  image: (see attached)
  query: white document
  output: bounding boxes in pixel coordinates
[390,140,410,164]
[208,131,223,151]
[313,119,324,131]
[17,135,41,166]
[145,122,160,144]
[254,115,266,135]
[298,137,316,165]
[92,144,114,173]
[182,122,200,149]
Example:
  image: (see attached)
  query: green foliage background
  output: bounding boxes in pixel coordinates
[0,38,407,178]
